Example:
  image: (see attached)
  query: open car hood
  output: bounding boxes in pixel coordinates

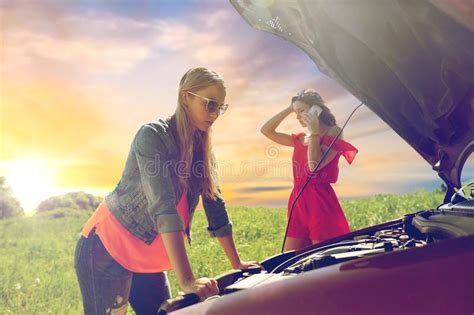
[230,0,474,189]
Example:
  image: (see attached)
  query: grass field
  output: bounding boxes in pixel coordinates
[0,189,444,314]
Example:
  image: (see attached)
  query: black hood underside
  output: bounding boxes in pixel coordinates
[231,0,474,188]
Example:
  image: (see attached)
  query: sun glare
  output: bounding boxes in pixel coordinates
[6,159,58,213]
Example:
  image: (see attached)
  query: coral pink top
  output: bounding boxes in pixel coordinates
[81,194,189,273]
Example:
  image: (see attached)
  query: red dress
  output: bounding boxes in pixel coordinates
[287,133,358,241]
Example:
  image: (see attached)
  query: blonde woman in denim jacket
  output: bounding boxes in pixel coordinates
[74,67,258,315]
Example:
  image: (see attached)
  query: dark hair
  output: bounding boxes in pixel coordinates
[292,89,336,126]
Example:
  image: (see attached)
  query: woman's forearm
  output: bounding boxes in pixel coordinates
[161,231,195,288]
[260,107,293,136]
[217,234,241,269]
[307,135,323,171]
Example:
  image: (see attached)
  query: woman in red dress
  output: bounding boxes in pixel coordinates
[261,89,358,251]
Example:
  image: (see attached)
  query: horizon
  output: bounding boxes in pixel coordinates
[2,179,453,214]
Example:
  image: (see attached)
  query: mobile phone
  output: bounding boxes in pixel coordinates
[308,105,322,117]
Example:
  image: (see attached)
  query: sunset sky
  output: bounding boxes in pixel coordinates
[1,0,472,212]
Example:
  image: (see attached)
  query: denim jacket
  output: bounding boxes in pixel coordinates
[105,116,232,245]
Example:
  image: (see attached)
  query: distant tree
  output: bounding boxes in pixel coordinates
[36,191,102,213]
[0,177,24,219]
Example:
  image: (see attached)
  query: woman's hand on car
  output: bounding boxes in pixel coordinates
[232,260,262,270]
[182,277,219,300]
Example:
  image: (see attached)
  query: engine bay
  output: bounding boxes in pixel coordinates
[221,198,474,294]
[159,196,474,314]
[223,221,428,293]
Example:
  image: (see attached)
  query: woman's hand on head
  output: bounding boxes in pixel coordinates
[301,112,320,134]
[182,277,219,301]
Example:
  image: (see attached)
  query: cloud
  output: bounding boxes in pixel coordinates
[347,125,392,140]
[153,20,233,65]
[4,30,151,74]
[3,2,339,104]
[2,4,164,77]
[147,6,324,103]
[2,3,306,95]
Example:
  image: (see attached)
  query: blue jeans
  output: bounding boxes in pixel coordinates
[74,229,171,314]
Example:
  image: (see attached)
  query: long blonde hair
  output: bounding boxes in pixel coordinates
[175,67,224,200]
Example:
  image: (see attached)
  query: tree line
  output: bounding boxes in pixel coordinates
[0,176,102,219]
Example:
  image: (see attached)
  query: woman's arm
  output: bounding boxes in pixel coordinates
[217,234,259,269]
[260,105,294,147]
[307,136,341,171]
[202,192,259,269]
[162,231,219,299]
[307,134,324,172]
[302,113,342,171]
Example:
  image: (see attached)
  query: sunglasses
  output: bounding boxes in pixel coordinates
[186,91,229,115]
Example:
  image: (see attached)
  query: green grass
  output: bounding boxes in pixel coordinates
[0,189,444,314]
